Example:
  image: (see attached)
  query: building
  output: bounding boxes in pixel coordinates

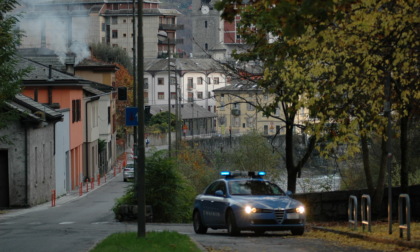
[18,48,119,176]
[191,0,247,60]
[144,58,227,114]
[0,94,63,207]
[16,0,183,60]
[213,80,283,136]
[18,57,91,190]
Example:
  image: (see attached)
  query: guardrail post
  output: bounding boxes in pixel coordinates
[51,190,56,207]
[348,195,358,230]
[361,194,371,232]
[91,177,94,190]
[97,174,100,186]
[79,182,83,196]
[398,194,411,241]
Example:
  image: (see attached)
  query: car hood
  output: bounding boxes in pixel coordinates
[230,195,302,210]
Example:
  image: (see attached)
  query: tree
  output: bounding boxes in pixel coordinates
[114,63,134,135]
[308,0,420,203]
[0,0,28,143]
[90,43,133,73]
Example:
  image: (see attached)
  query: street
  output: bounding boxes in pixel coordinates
[0,172,379,252]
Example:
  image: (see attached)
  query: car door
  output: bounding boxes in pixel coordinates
[200,181,219,225]
[211,181,229,225]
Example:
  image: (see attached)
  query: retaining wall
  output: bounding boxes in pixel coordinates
[294,185,420,221]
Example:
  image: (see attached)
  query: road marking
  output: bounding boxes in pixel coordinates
[91,222,109,225]
[59,222,75,225]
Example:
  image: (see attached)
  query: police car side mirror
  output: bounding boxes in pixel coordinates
[215,190,224,197]
[286,191,293,197]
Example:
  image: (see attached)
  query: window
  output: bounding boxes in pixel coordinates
[144,78,149,89]
[205,21,207,28]
[123,19,127,23]
[72,99,81,123]
[197,92,203,99]
[207,77,211,84]
[214,77,219,84]
[208,92,211,98]
[205,43,208,50]
[112,16,118,24]
[158,78,164,85]
[197,77,203,85]
[187,78,193,89]
[170,92,176,100]
[158,92,165,100]
[144,92,149,103]
[264,125,268,135]
[123,33,127,37]
[247,102,255,111]
[107,106,110,124]
[188,92,194,102]
[112,30,118,38]
[101,23,106,32]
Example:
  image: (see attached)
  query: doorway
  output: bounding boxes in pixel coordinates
[0,150,10,208]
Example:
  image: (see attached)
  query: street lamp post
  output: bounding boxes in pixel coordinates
[158,31,171,157]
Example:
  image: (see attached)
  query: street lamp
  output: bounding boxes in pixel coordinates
[157,30,171,157]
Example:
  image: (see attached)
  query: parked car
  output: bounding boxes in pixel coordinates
[193,171,306,236]
[123,161,135,182]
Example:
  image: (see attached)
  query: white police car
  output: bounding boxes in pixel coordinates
[193,171,306,236]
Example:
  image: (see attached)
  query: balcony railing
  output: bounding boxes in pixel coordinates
[159,24,184,31]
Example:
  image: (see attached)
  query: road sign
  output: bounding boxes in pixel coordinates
[125,107,138,126]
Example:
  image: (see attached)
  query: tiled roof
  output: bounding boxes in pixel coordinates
[6,94,64,122]
[144,58,226,73]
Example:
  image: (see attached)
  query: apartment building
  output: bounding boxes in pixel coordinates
[143,58,227,113]
[17,0,182,59]
[213,79,310,136]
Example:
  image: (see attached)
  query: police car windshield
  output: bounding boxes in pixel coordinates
[228,180,285,195]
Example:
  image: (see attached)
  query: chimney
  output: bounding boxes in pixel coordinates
[65,54,75,75]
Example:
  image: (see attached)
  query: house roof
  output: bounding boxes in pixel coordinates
[5,94,63,123]
[149,103,216,120]
[144,58,226,73]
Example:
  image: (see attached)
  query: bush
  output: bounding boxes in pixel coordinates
[113,150,196,223]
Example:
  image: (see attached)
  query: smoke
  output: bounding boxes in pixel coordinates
[17,1,90,65]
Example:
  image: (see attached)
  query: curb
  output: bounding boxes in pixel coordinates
[312,226,420,250]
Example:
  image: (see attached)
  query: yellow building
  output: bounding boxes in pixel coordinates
[213,80,309,136]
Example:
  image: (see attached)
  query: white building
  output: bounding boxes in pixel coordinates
[144,58,228,113]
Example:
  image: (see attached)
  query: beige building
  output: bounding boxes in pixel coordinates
[213,80,309,136]
[16,0,182,60]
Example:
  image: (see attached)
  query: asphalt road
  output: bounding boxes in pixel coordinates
[0,172,379,252]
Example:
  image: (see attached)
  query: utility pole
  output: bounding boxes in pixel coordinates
[137,0,146,238]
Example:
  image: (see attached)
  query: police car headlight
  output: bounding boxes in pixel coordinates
[296,206,305,214]
[244,206,256,214]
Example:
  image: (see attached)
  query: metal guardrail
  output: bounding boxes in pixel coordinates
[398,194,411,241]
[361,194,372,232]
[348,195,358,230]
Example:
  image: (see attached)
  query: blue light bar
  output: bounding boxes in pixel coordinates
[220,171,231,176]
[257,171,266,176]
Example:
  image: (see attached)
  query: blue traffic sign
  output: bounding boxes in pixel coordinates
[125,107,138,126]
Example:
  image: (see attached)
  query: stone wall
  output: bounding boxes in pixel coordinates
[294,185,420,222]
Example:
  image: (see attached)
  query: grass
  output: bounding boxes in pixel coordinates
[90,231,201,252]
[305,221,420,252]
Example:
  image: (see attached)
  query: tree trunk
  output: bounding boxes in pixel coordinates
[361,134,374,194]
[400,115,409,194]
[285,121,296,192]
[372,136,387,217]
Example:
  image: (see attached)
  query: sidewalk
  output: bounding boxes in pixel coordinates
[0,150,129,220]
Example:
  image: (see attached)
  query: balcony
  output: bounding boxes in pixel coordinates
[159,24,184,31]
